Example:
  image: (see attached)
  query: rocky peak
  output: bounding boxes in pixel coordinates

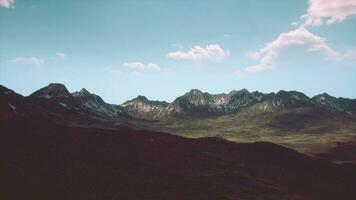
[72,88,91,97]
[269,90,312,108]
[70,88,125,118]
[224,89,260,111]
[123,95,160,105]
[122,96,168,114]
[133,95,149,102]
[228,89,250,97]
[238,88,249,94]
[177,89,211,105]
[188,89,203,95]
[169,89,259,115]
[312,93,356,114]
[29,83,70,99]
[312,93,334,102]
[274,90,309,99]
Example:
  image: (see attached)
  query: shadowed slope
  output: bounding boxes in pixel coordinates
[1,113,356,200]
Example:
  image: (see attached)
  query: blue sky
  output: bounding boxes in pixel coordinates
[1,0,355,104]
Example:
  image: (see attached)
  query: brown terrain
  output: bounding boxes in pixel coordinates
[1,84,356,200]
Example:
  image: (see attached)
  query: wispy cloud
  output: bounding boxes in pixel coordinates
[56,52,67,60]
[8,57,44,66]
[123,62,145,69]
[301,0,356,26]
[244,27,340,73]
[167,44,230,61]
[0,0,14,8]
[147,63,160,71]
[242,0,356,74]
[122,62,160,70]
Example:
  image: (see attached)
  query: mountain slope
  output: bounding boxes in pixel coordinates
[71,88,125,118]
[1,113,356,200]
[2,83,356,162]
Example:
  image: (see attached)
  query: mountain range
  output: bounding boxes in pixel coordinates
[4,83,355,119]
[1,83,356,163]
[1,83,356,199]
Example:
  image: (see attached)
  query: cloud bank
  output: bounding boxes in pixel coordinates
[245,27,340,73]
[0,0,14,8]
[302,0,356,26]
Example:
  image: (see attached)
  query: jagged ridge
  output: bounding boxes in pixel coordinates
[2,83,356,121]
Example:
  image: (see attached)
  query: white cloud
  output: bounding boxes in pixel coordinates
[56,52,67,60]
[123,62,145,69]
[122,62,160,71]
[147,63,160,70]
[244,27,340,73]
[167,44,230,61]
[301,0,356,26]
[244,52,261,60]
[0,0,14,8]
[8,57,44,65]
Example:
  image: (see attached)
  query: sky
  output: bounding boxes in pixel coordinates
[0,0,356,104]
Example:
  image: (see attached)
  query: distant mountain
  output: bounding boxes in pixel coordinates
[121,95,168,120]
[29,83,71,99]
[312,93,356,114]
[267,90,314,108]
[1,83,356,163]
[224,89,265,112]
[71,88,125,118]
[166,89,228,115]
[163,89,266,116]
[1,84,127,126]
[3,83,356,121]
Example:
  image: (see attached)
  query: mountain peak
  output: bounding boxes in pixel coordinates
[30,83,70,99]
[122,95,149,105]
[80,88,90,95]
[276,90,308,98]
[73,88,91,97]
[239,88,249,93]
[313,92,333,100]
[229,88,250,96]
[188,89,203,94]
[135,95,149,101]
[270,90,312,108]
